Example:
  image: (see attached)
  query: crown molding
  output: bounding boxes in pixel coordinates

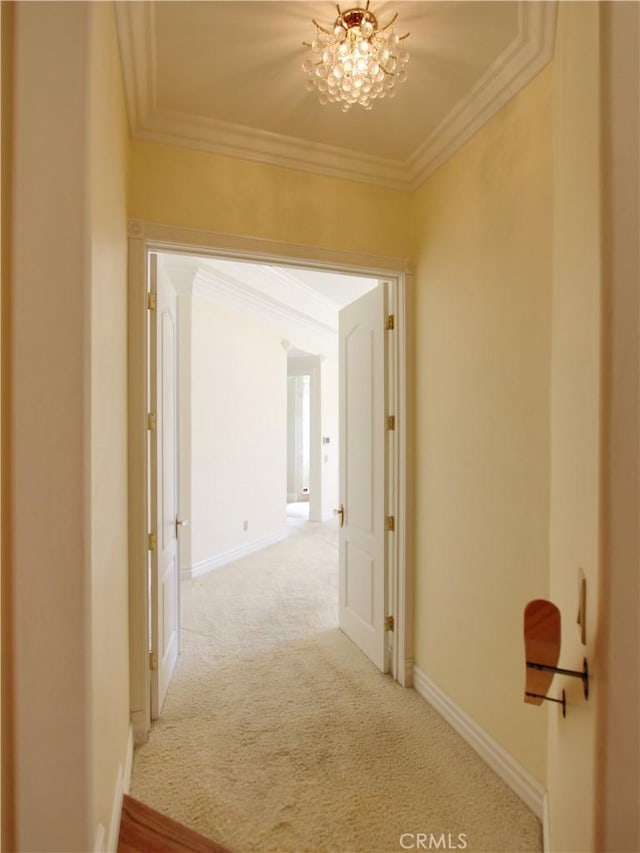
[407,2,557,188]
[116,2,556,192]
[193,266,339,338]
[162,255,340,335]
[135,109,409,191]
[161,255,200,294]
[115,1,156,134]
[266,265,341,312]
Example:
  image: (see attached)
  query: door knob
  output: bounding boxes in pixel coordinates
[334,504,344,527]
[175,518,189,536]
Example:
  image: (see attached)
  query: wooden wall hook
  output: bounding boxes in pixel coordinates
[523,599,589,717]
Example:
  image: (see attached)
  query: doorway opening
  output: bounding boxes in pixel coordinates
[127,222,411,744]
[285,347,324,525]
[287,361,312,520]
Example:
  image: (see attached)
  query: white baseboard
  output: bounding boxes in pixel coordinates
[94,724,134,853]
[94,823,106,852]
[130,708,149,746]
[123,724,134,794]
[413,666,546,820]
[182,528,288,579]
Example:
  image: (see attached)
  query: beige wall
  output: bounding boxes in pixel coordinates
[7,2,130,850]
[546,4,603,850]
[88,2,131,847]
[597,5,640,850]
[129,140,411,259]
[189,290,288,564]
[0,2,12,848]
[410,66,553,782]
[11,4,92,847]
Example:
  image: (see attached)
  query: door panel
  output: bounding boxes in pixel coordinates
[161,311,177,550]
[345,542,374,624]
[338,283,387,671]
[150,254,180,718]
[345,324,374,533]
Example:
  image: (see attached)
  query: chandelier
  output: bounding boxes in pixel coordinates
[302,2,410,112]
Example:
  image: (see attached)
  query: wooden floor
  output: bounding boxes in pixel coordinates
[118,794,233,853]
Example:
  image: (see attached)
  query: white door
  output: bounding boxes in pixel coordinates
[338,282,388,672]
[149,254,180,718]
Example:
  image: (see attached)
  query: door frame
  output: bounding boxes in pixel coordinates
[148,253,181,719]
[127,218,414,744]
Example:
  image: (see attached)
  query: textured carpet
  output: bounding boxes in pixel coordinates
[130,520,542,853]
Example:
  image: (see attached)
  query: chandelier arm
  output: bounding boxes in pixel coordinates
[380,12,398,32]
[312,18,334,35]
[399,32,410,40]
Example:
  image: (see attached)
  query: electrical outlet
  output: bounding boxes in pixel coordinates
[243,520,249,531]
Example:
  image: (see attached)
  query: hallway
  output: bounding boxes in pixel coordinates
[129,520,541,853]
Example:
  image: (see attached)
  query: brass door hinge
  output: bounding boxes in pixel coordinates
[385,314,395,331]
[149,652,158,671]
[385,516,395,532]
[148,412,156,431]
[384,615,395,632]
[148,532,157,552]
[386,415,396,431]
[148,291,157,311]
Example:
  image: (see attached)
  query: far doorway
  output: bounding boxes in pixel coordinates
[287,349,323,523]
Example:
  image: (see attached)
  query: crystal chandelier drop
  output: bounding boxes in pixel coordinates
[302,2,410,112]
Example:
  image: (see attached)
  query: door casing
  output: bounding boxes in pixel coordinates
[127,218,414,744]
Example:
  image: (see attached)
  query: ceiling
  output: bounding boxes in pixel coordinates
[116,1,555,190]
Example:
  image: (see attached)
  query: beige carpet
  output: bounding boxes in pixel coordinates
[130,520,542,853]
